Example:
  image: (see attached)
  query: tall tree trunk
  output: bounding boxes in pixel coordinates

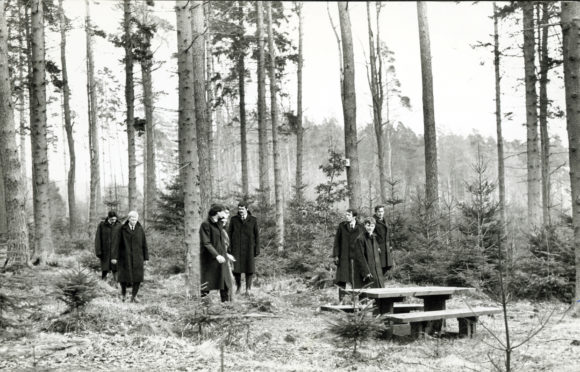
[295,1,304,202]
[267,2,284,251]
[205,1,216,196]
[0,0,30,266]
[237,1,249,197]
[561,0,580,317]
[538,2,550,226]
[86,0,100,226]
[256,1,270,206]
[29,0,54,264]
[17,3,28,192]
[337,2,362,210]
[523,2,541,227]
[176,0,201,298]
[124,0,137,211]
[367,2,386,204]
[493,2,506,238]
[59,0,76,236]
[192,0,211,216]
[417,2,439,213]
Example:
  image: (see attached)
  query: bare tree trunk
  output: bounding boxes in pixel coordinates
[267,2,284,251]
[124,0,137,211]
[417,2,439,214]
[17,4,28,193]
[59,0,76,236]
[367,2,386,204]
[295,1,304,202]
[29,0,54,264]
[256,1,270,206]
[538,2,550,226]
[561,0,580,317]
[205,1,216,196]
[86,0,100,226]
[176,0,201,298]
[493,2,506,238]
[192,0,211,215]
[337,2,362,210]
[523,2,541,227]
[0,0,30,266]
[237,1,249,197]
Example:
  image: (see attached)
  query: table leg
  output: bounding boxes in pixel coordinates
[417,295,451,334]
[374,296,406,315]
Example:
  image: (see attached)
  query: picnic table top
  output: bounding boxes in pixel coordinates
[343,286,474,299]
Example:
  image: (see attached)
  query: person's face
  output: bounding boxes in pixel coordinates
[345,211,353,222]
[128,214,138,225]
[108,217,117,224]
[217,210,227,219]
[365,222,375,234]
[238,206,248,216]
[376,208,385,219]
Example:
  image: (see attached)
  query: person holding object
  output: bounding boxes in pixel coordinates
[228,202,259,295]
[373,205,393,274]
[333,209,364,296]
[200,204,236,301]
[95,210,120,281]
[352,217,384,289]
[111,210,148,303]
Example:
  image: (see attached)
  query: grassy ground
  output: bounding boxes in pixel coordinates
[1,260,579,372]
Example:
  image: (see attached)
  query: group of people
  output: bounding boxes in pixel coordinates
[94,202,260,303]
[333,205,393,297]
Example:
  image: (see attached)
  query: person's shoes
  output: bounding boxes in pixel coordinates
[235,288,241,295]
[130,297,139,303]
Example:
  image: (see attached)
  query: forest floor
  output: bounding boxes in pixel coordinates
[1,260,579,372]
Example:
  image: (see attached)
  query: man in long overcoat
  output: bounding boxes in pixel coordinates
[200,204,234,302]
[352,217,384,289]
[111,210,148,303]
[373,205,393,274]
[228,202,259,294]
[95,210,120,280]
[333,209,364,295]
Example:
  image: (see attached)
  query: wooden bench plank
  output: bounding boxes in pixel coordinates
[393,303,424,313]
[384,307,502,323]
[321,303,425,314]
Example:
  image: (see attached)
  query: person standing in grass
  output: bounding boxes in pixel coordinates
[228,202,260,295]
[372,205,393,274]
[111,210,149,303]
[352,217,384,289]
[333,209,364,296]
[95,211,121,281]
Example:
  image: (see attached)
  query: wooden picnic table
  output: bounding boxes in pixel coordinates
[343,286,474,315]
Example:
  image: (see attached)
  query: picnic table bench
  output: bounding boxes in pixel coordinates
[320,303,424,314]
[384,307,502,339]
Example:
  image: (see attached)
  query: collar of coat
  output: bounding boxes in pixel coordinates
[373,215,387,225]
[123,221,141,230]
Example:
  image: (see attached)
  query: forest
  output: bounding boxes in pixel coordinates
[0,1,579,371]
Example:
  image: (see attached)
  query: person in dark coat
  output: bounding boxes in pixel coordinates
[228,202,259,294]
[95,211,120,280]
[111,210,148,303]
[200,204,235,302]
[352,217,384,289]
[373,205,393,274]
[333,209,364,294]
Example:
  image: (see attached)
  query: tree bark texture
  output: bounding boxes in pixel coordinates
[205,1,216,197]
[337,2,362,211]
[295,1,304,202]
[86,0,101,226]
[267,2,284,251]
[124,0,137,211]
[561,0,580,317]
[523,2,541,227]
[0,0,30,266]
[17,4,28,192]
[59,0,76,236]
[176,0,201,298]
[493,2,506,237]
[367,2,387,204]
[256,1,270,206]
[417,2,439,213]
[29,0,54,264]
[191,0,212,216]
[237,1,249,197]
[538,2,551,226]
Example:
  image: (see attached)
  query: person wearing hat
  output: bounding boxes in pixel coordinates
[95,210,121,281]
[352,217,384,289]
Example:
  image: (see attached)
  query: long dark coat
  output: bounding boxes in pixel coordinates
[372,215,393,269]
[228,213,259,274]
[94,219,120,272]
[200,218,229,290]
[112,221,148,283]
[333,221,364,284]
[352,232,384,289]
